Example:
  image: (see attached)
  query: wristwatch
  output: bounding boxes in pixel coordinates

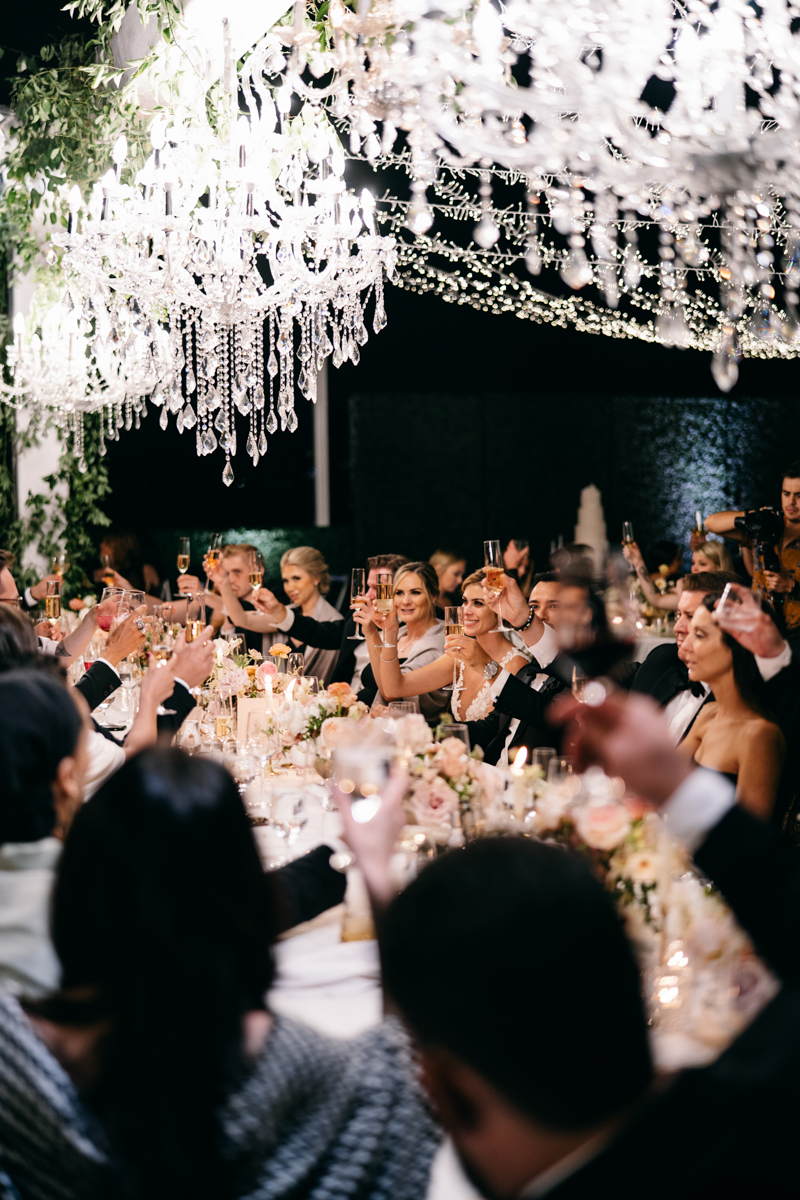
[483,660,500,681]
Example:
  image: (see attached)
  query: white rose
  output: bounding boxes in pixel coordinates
[534,788,573,833]
[621,850,659,884]
[395,714,431,754]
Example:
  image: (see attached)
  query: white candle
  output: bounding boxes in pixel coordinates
[511,747,528,820]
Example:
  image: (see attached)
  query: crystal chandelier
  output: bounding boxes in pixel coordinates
[48,20,395,485]
[280,0,800,389]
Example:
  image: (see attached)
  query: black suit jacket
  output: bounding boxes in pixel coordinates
[468,659,566,765]
[74,661,120,712]
[628,642,689,707]
[550,803,800,1197]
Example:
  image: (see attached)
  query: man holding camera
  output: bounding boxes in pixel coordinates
[706,460,800,637]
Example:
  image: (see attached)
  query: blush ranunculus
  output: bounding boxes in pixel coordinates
[573,802,631,851]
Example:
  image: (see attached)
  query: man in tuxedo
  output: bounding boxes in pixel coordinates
[253,553,409,701]
[181,543,264,654]
[345,694,800,1199]
[452,571,570,765]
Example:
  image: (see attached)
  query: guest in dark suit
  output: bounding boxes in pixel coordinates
[345,693,800,1200]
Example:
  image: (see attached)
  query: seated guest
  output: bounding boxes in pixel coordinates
[0,548,63,615]
[218,546,343,685]
[341,698,800,1198]
[95,529,160,596]
[680,594,785,818]
[0,549,110,667]
[623,539,734,610]
[429,550,467,610]
[251,554,409,703]
[181,542,263,654]
[361,569,529,722]
[0,748,436,1200]
[357,562,449,718]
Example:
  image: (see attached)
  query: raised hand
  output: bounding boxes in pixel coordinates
[444,633,491,671]
[252,587,287,623]
[712,583,787,658]
[179,575,205,595]
[481,572,528,626]
[170,624,216,688]
[102,606,148,666]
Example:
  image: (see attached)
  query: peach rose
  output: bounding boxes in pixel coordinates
[573,802,631,851]
[328,681,353,698]
[269,643,291,658]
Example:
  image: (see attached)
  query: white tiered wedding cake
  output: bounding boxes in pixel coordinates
[574,483,609,578]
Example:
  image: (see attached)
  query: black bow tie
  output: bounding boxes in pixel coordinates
[688,679,706,698]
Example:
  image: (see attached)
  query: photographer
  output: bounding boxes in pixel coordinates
[705,460,800,637]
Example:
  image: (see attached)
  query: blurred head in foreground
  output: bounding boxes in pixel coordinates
[381,837,652,1197]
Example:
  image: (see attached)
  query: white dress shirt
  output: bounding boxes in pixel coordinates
[487,623,560,768]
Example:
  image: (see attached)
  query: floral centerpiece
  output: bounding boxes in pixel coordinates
[393,717,497,835]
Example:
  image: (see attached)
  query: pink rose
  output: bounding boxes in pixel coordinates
[573,802,631,851]
[437,737,469,779]
[409,778,459,827]
[259,660,277,678]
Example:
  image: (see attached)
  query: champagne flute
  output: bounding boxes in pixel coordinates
[45,579,62,625]
[176,536,191,597]
[98,586,124,631]
[484,540,512,631]
[205,533,223,591]
[101,553,116,587]
[374,572,396,649]
[443,604,464,694]
[348,567,366,641]
[247,549,264,592]
[622,521,635,545]
[185,593,206,642]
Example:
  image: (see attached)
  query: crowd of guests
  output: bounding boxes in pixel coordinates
[0,473,799,1197]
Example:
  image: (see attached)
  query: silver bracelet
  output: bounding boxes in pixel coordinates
[381,652,398,662]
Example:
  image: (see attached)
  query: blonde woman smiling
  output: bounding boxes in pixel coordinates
[360,567,529,722]
[214,546,343,685]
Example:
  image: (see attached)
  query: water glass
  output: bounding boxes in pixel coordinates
[301,675,320,694]
[547,756,577,785]
[287,651,305,676]
[530,747,556,778]
[436,722,470,751]
[386,699,418,716]
[177,719,201,754]
[231,751,257,795]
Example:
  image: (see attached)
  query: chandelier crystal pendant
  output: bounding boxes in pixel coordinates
[48,19,395,484]
[280,0,800,389]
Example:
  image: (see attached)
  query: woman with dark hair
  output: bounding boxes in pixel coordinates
[680,594,785,818]
[0,748,438,1200]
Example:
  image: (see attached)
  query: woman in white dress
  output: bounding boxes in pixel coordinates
[362,569,530,722]
[214,546,343,686]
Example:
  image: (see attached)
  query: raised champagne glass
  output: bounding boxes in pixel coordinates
[443,604,464,695]
[176,536,191,597]
[348,567,366,641]
[622,521,635,545]
[45,579,61,632]
[51,552,69,580]
[98,586,124,631]
[185,594,206,642]
[374,572,396,649]
[484,540,512,632]
[205,532,223,593]
[247,549,264,592]
[101,553,115,587]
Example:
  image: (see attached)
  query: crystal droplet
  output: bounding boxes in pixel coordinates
[277,329,292,356]
[196,392,207,415]
[356,322,368,346]
[349,341,360,365]
[258,430,268,455]
[711,336,739,393]
[233,372,246,397]
[205,388,221,412]
[78,457,88,474]
[214,409,227,432]
[185,368,196,393]
[525,242,542,275]
[176,410,185,434]
[253,385,265,410]
[373,304,386,334]
[220,430,235,452]
[46,247,58,266]
[149,381,165,407]
[159,407,169,430]
[297,338,312,364]
[222,460,234,487]
[560,249,593,290]
[182,402,197,429]
[266,406,278,435]
[297,367,307,393]
[246,431,258,459]
[201,428,218,455]
[623,256,641,289]
[286,408,298,432]
[267,351,279,378]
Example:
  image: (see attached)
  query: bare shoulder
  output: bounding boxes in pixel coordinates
[741,715,786,753]
[693,701,718,729]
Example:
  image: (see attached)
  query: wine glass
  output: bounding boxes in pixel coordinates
[386,700,418,716]
[530,747,556,780]
[98,587,124,631]
[622,521,635,545]
[436,722,470,751]
[246,549,264,594]
[231,751,257,796]
[348,567,366,641]
[185,594,206,642]
[571,665,588,702]
[547,756,577,785]
[483,540,512,631]
[300,676,320,694]
[51,552,70,579]
[100,553,116,587]
[272,791,307,847]
[287,651,305,676]
[125,590,145,611]
[176,536,191,597]
[374,572,396,649]
[715,582,762,633]
[443,604,464,695]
